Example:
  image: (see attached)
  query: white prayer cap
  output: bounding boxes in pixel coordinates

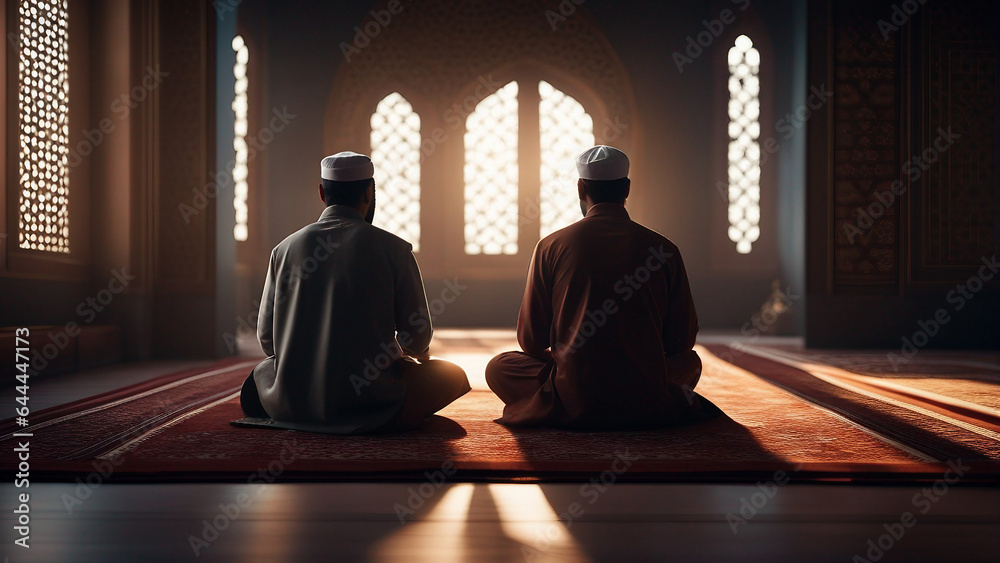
[576,146,630,181]
[321,151,374,182]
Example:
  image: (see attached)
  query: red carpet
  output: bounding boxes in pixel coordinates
[2,349,998,483]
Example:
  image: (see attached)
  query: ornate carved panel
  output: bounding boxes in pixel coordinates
[916,0,996,275]
[155,0,213,287]
[831,2,898,286]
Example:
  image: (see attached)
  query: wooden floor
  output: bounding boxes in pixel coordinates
[2,482,998,562]
[2,332,998,561]
[0,359,210,413]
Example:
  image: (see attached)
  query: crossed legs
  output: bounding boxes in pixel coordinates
[239,356,470,432]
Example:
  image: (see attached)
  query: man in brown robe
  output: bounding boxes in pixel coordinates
[485,146,717,430]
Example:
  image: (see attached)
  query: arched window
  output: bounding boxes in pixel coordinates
[463,81,519,255]
[361,80,599,262]
[370,93,422,251]
[232,34,249,242]
[325,1,635,284]
[18,0,71,253]
[727,34,761,255]
[539,80,595,238]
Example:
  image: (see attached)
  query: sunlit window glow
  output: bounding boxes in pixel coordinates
[539,81,594,237]
[371,93,422,251]
[727,34,761,255]
[18,0,71,253]
[464,81,519,255]
[232,35,249,242]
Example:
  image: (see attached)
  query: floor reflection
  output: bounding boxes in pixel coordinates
[371,483,473,562]
[371,483,590,562]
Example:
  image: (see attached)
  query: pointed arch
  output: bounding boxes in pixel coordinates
[539,80,595,237]
[463,81,520,255]
[370,92,422,250]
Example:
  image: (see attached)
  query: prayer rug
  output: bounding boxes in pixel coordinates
[2,348,997,483]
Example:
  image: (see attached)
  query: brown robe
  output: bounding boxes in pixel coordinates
[486,203,709,429]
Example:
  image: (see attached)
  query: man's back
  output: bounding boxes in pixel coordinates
[511,203,700,428]
[255,205,431,431]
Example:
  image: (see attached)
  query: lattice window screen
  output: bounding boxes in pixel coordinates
[726,35,761,255]
[370,93,422,251]
[18,0,70,253]
[539,81,594,237]
[233,35,249,242]
[464,81,519,255]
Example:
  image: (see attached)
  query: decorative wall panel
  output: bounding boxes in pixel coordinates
[831,2,898,285]
[918,0,996,272]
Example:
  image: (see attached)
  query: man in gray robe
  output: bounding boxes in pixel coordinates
[241,152,470,433]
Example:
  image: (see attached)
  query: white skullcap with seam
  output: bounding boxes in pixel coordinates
[321,151,374,182]
[576,145,630,181]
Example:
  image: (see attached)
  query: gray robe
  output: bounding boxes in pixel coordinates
[253,205,432,433]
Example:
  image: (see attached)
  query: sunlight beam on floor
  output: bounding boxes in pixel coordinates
[370,484,475,563]
[487,483,591,563]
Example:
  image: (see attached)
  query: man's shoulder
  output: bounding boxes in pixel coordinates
[629,221,680,252]
[274,221,413,255]
[270,224,314,256]
[552,214,677,243]
[362,224,414,251]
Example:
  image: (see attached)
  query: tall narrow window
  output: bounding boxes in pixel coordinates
[727,34,761,255]
[232,35,249,242]
[464,81,519,255]
[18,0,70,253]
[370,93,422,250]
[539,81,594,237]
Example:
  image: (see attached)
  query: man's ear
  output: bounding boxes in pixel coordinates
[578,179,587,201]
[318,183,326,204]
[363,180,375,205]
[623,178,631,200]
